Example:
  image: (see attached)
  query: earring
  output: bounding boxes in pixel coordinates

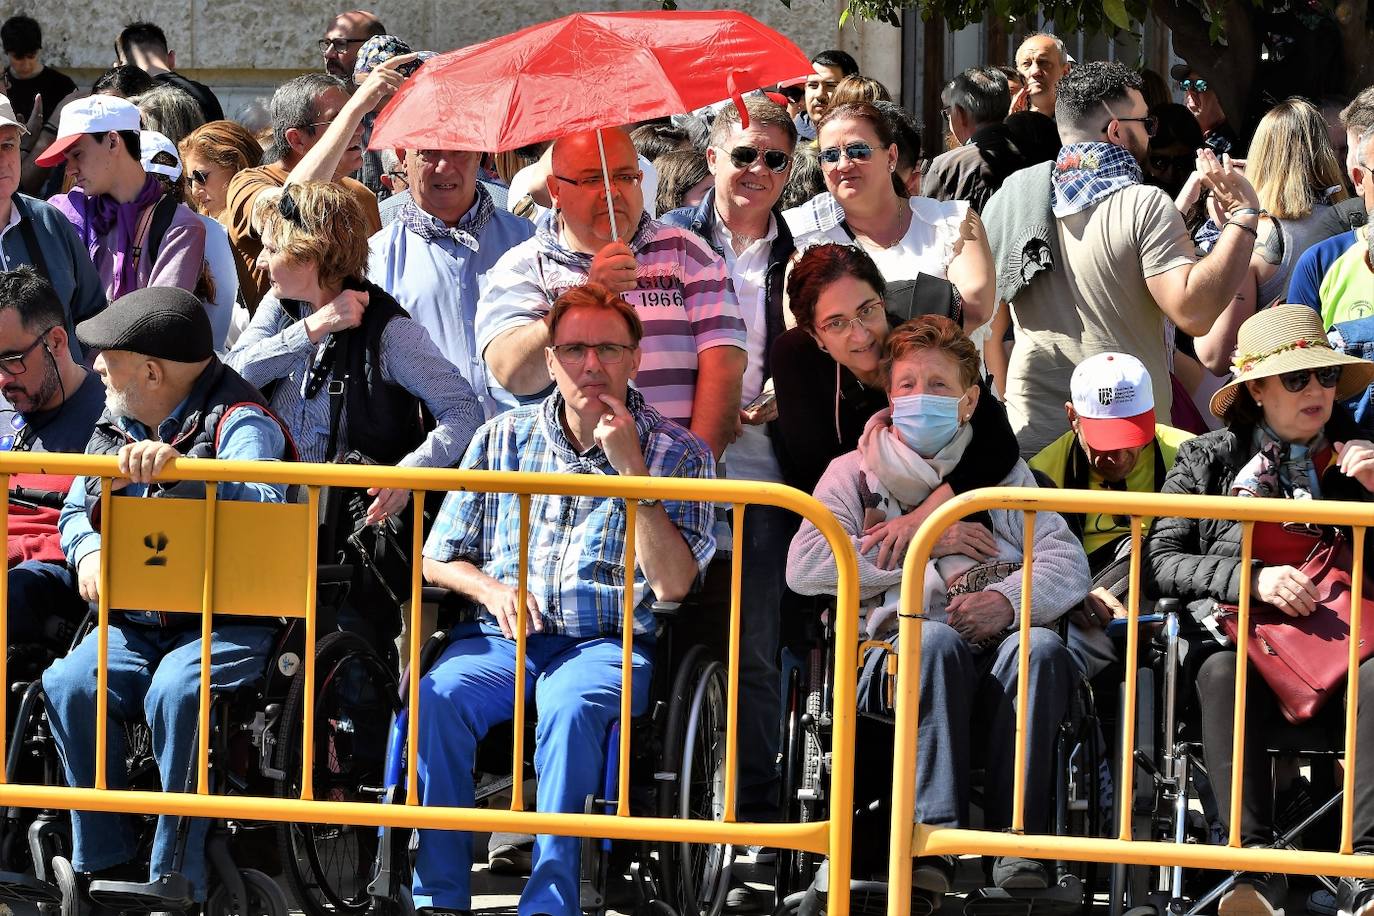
[889,163,895,173]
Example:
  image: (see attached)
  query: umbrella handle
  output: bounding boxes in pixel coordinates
[596,129,620,242]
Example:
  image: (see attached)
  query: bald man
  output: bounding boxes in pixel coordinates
[321,10,385,81]
[1013,33,1069,118]
[474,127,747,459]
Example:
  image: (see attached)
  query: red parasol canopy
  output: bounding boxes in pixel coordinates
[368,10,811,153]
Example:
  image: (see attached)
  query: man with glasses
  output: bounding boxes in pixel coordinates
[415,283,716,916]
[1169,64,1242,157]
[924,66,1013,212]
[320,10,385,82]
[477,126,747,460]
[984,61,1261,456]
[223,73,383,312]
[0,267,105,653]
[368,145,534,418]
[114,22,222,123]
[1028,353,1192,678]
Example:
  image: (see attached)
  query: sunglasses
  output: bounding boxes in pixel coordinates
[188,169,210,186]
[817,142,874,167]
[723,145,790,173]
[1180,78,1209,93]
[1278,365,1341,393]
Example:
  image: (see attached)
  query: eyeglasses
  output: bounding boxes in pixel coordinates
[1277,365,1341,393]
[551,171,643,191]
[1101,106,1159,138]
[550,342,637,365]
[1180,78,1209,93]
[0,327,54,376]
[817,142,874,167]
[721,145,790,173]
[188,169,210,186]
[816,300,884,337]
[318,37,367,54]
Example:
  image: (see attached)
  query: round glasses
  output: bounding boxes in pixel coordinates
[1180,79,1209,93]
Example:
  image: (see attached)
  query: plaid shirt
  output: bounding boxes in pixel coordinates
[423,387,717,638]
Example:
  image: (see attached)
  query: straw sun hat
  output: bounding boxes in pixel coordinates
[1209,304,1374,419]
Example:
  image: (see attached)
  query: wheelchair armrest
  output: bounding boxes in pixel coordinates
[650,601,682,621]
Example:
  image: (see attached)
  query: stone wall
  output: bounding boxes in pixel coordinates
[16,0,889,120]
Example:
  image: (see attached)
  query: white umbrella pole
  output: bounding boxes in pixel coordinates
[596,128,619,241]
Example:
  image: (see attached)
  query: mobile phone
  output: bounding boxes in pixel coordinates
[744,388,776,413]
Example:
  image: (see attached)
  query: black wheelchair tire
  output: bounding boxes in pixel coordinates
[205,868,290,916]
[272,630,398,916]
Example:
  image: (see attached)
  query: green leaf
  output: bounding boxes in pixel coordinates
[1102,0,1131,30]
[839,5,851,28]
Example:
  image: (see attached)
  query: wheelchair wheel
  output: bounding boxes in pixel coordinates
[273,631,398,916]
[657,645,731,916]
[205,868,290,916]
[776,646,826,902]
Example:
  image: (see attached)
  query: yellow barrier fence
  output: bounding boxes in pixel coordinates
[0,453,860,916]
[887,487,1374,916]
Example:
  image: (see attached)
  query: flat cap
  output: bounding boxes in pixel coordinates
[77,287,213,363]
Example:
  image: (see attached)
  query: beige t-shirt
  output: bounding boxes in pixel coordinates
[1005,184,1195,457]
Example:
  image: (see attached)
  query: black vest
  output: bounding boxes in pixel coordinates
[285,279,424,465]
[84,359,295,508]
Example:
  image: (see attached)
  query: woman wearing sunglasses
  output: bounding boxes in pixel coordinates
[783,101,994,332]
[1193,99,1349,377]
[1147,305,1374,916]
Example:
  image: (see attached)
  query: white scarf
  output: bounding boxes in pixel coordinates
[856,409,975,638]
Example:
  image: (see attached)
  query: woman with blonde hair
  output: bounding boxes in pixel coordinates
[824,74,892,112]
[1196,98,1349,375]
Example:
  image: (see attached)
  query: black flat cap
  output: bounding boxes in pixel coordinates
[77,287,213,363]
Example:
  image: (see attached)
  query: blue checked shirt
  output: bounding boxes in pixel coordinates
[422,388,717,638]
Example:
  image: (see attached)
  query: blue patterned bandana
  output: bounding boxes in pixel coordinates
[399,181,495,251]
[1050,142,1143,218]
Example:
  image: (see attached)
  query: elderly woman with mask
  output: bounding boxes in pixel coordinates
[786,315,1090,900]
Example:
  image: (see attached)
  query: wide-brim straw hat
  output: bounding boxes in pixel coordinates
[1209,304,1374,419]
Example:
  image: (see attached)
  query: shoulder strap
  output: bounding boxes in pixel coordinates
[325,376,347,462]
[13,197,52,284]
[145,193,180,268]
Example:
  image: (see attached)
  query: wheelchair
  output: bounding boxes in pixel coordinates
[775,598,1106,916]
[0,604,398,916]
[1109,598,1349,916]
[366,591,735,916]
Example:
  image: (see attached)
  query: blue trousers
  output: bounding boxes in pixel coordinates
[915,623,1072,832]
[41,619,275,899]
[8,559,86,648]
[413,624,653,916]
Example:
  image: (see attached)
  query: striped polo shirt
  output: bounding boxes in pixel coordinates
[475,211,746,426]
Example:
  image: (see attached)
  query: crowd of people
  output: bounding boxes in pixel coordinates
[1,9,1373,916]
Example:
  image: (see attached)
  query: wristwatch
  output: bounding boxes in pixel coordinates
[636,497,662,508]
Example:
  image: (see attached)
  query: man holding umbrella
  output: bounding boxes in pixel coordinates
[476,126,747,459]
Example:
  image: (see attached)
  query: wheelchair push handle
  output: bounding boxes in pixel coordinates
[1104,598,1178,638]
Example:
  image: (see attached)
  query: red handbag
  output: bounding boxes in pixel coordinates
[1217,527,1374,724]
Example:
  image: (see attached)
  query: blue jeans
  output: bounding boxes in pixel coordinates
[8,560,86,648]
[41,619,276,900]
[412,624,653,916]
[914,623,1072,832]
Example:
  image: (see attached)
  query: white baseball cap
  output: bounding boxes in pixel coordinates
[36,95,141,167]
[0,95,27,134]
[140,130,182,181]
[1069,352,1156,451]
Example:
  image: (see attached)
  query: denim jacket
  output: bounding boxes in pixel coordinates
[1330,317,1374,428]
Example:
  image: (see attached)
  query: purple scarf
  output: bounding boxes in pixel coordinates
[64,174,166,298]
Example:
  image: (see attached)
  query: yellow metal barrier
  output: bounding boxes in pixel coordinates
[886,487,1374,916]
[0,453,860,916]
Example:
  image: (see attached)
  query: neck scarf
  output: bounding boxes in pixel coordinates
[398,182,495,252]
[68,174,166,299]
[1051,142,1143,218]
[855,408,974,638]
[1231,423,1326,500]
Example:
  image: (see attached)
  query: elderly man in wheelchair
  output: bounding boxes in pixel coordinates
[412,284,717,916]
[39,289,294,910]
[786,316,1091,904]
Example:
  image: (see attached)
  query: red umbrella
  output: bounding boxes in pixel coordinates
[369,10,811,154]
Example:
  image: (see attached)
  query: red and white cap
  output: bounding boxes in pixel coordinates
[1070,352,1156,451]
[36,96,141,167]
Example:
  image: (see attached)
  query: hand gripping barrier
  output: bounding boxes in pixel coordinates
[0,453,861,916]
[885,487,1374,916]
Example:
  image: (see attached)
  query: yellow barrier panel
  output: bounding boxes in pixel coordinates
[0,453,859,916]
[887,487,1374,916]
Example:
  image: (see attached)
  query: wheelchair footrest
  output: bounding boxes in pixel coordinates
[88,874,194,913]
[962,883,1084,916]
[0,869,61,904]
